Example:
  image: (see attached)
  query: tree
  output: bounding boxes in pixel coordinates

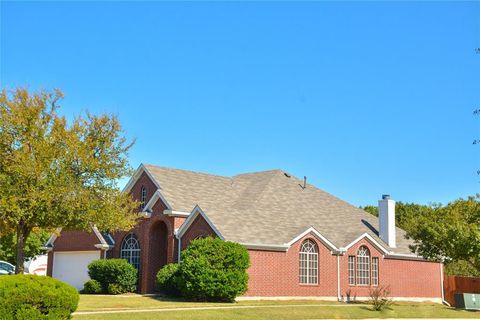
[407,196,480,275]
[361,196,480,276]
[0,228,50,264]
[0,88,138,273]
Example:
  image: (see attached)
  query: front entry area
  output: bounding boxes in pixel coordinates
[145,221,168,293]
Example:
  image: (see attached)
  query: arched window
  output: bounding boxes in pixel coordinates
[299,239,318,284]
[140,186,147,209]
[356,246,370,285]
[120,233,141,270]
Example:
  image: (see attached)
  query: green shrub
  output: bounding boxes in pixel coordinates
[88,259,137,294]
[177,237,250,302]
[0,274,79,319]
[156,263,180,296]
[82,279,102,294]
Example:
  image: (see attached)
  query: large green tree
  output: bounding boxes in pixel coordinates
[0,88,138,273]
[361,197,480,276]
[406,196,480,275]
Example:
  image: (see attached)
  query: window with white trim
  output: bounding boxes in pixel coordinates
[120,233,141,270]
[371,257,379,286]
[299,239,318,284]
[348,256,356,285]
[356,246,370,285]
[140,186,147,209]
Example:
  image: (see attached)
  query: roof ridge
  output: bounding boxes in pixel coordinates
[143,163,231,180]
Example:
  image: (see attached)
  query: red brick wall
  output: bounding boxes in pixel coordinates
[244,234,442,299]
[180,214,217,250]
[245,234,337,297]
[339,238,442,299]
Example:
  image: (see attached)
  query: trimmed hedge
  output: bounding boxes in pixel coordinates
[0,274,79,319]
[155,263,180,296]
[87,259,137,294]
[177,237,250,302]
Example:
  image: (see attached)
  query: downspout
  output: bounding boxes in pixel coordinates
[440,262,450,306]
[177,237,182,263]
[337,254,341,301]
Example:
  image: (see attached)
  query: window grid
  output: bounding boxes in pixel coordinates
[120,233,141,271]
[372,257,379,286]
[140,186,147,209]
[299,239,318,284]
[348,256,356,285]
[356,246,370,286]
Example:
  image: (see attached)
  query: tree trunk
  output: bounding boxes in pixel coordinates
[15,221,29,274]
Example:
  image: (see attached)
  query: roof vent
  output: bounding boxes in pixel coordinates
[284,172,291,178]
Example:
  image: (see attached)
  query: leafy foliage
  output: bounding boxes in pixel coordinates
[87,259,137,294]
[177,237,250,302]
[368,285,393,311]
[407,195,480,274]
[0,274,79,319]
[0,88,138,272]
[82,279,102,294]
[156,263,181,296]
[0,228,49,264]
[361,196,480,276]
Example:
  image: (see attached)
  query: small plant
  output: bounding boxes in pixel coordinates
[82,279,102,294]
[156,263,180,296]
[87,259,137,294]
[368,285,393,311]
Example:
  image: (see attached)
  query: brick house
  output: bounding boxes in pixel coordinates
[45,164,444,302]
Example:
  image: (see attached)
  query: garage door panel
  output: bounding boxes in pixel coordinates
[53,251,100,290]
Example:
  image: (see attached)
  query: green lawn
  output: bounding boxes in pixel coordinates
[74,295,479,319]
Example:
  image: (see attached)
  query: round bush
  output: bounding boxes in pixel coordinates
[0,274,79,320]
[156,263,180,296]
[82,279,102,294]
[88,259,137,294]
[177,237,250,302]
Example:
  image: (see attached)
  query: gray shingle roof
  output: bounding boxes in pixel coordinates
[144,164,415,255]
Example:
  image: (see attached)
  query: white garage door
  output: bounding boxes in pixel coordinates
[53,251,101,290]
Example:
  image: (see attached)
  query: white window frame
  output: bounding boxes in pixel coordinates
[356,246,371,286]
[140,186,147,209]
[120,233,141,270]
[299,239,318,285]
[348,256,356,285]
[371,257,379,286]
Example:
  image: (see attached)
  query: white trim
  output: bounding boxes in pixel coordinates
[45,228,62,247]
[285,227,339,252]
[341,233,389,254]
[94,244,111,250]
[91,224,107,245]
[336,255,341,301]
[240,243,289,252]
[163,209,190,217]
[143,190,173,212]
[176,205,224,240]
[123,164,162,193]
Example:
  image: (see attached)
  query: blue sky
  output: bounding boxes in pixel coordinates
[1,1,479,206]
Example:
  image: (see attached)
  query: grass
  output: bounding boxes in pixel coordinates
[74,295,479,319]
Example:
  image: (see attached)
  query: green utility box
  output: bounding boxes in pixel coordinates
[454,293,480,310]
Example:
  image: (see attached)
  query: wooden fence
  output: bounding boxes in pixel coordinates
[443,275,480,306]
